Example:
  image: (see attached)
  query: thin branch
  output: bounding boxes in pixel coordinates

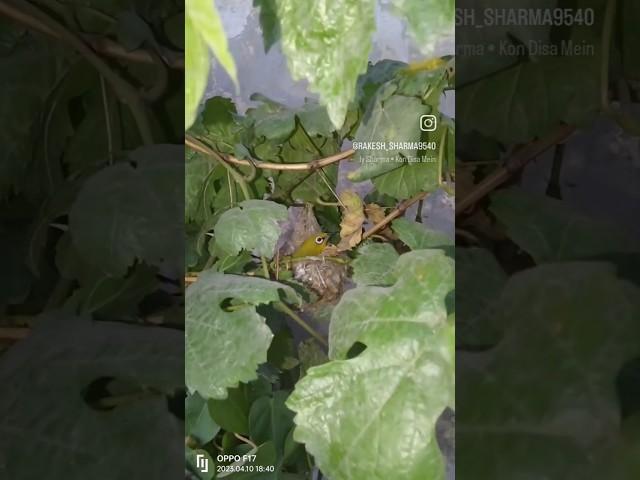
[361,192,428,241]
[455,124,575,216]
[100,75,114,164]
[186,134,355,171]
[0,2,183,69]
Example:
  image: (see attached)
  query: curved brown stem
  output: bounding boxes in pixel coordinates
[186,134,355,171]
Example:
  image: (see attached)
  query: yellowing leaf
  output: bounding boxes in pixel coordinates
[337,190,365,250]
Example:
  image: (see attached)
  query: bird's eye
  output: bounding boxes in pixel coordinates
[314,236,325,245]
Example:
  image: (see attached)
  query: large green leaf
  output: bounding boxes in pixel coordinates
[214,200,288,257]
[186,271,299,399]
[0,313,183,479]
[458,262,640,479]
[276,0,376,128]
[288,250,454,480]
[187,0,237,82]
[69,145,183,277]
[457,55,599,144]
[350,94,430,181]
[185,13,209,130]
[490,189,636,263]
[330,249,454,358]
[351,242,399,286]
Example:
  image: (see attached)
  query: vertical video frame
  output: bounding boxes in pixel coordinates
[185,1,455,479]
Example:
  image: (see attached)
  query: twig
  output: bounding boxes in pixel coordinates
[455,124,575,216]
[100,75,114,164]
[361,192,428,241]
[1,0,154,144]
[186,134,355,171]
[274,302,328,347]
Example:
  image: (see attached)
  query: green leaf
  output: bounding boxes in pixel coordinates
[214,200,288,258]
[351,243,399,286]
[200,96,242,153]
[276,0,376,128]
[489,189,637,263]
[392,218,453,251]
[389,0,454,56]
[350,94,429,181]
[187,0,237,84]
[288,250,454,480]
[458,263,640,479]
[249,391,295,460]
[0,313,183,479]
[457,55,599,144]
[253,0,281,52]
[185,149,217,223]
[330,249,454,358]
[186,271,299,399]
[209,385,250,434]
[186,392,220,444]
[68,145,183,277]
[370,160,437,199]
[185,14,210,129]
[355,60,406,111]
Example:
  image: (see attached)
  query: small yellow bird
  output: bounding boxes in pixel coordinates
[292,233,329,258]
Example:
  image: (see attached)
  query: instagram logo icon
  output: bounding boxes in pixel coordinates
[420,114,437,131]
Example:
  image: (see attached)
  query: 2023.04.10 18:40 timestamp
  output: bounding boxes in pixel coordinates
[217,464,276,474]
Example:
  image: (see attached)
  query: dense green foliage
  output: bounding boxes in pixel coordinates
[185,1,455,478]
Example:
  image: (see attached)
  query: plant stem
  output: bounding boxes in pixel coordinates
[100,75,114,164]
[455,124,575,216]
[361,192,428,242]
[186,134,355,171]
[274,302,328,348]
[261,256,270,279]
